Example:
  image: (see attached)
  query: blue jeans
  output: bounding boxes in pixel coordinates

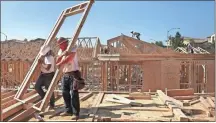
[61,73,80,116]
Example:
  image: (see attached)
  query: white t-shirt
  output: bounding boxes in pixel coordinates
[41,55,55,73]
[58,48,79,73]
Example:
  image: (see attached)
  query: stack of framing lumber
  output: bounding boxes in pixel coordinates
[157,90,189,121]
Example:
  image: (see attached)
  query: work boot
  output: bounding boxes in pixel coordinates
[72,115,79,121]
[49,104,55,110]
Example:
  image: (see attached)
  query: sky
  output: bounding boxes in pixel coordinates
[1,1,215,45]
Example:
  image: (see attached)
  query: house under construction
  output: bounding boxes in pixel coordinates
[1,0,215,122]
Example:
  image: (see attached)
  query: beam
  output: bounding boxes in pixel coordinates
[64,8,85,17]
[99,107,170,112]
[199,96,212,109]
[2,93,40,120]
[1,100,17,109]
[172,95,198,100]
[99,117,172,122]
[206,97,215,108]
[1,94,15,104]
[80,92,93,101]
[7,101,42,122]
[157,90,188,121]
[167,88,194,97]
[126,95,151,100]
[116,63,119,91]
[86,92,104,121]
[21,90,37,99]
[2,91,16,99]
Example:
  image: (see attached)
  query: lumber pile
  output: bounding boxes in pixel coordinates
[157,90,188,121]
[199,96,215,117]
[1,90,41,121]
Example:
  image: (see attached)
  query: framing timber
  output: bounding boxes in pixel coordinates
[80,92,93,101]
[15,10,66,99]
[157,90,188,121]
[85,92,104,121]
[8,101,42,122]
[14,0,94,112]
[39,0,94,112]
[2,93,40,120]
[167,88,194,97]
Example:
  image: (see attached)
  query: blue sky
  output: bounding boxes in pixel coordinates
[1,1,214,45]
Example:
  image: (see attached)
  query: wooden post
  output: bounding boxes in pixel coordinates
[128,65,131,93]
[101,62,104,91]
[142,64,145,92]
[103,62,108,91]
[116,63,119,92]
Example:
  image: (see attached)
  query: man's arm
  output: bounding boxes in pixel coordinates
[56,51,70,64]
[56,52,76,67]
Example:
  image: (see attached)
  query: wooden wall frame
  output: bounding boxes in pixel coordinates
[14,0,95,112]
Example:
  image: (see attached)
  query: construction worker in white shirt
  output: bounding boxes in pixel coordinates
[35,45,55,109]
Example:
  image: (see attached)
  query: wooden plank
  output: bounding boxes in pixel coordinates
[194,93,215,96]
[64,8,85,17]
[99,106,170,112]
[167,88,194,97]
[103,62,108,91]
[1,94,15,104]
[98,117,172,122]
[1,100,17,109]
[15,7,67,99]
[189,99,200,105]
[116,63,119,91]
[86,92,104,122]
[210,97,215,102]
[206,97,215,108]
[157,90,188,121]
[105,94,142,106]
[126,95,151,100]
[21,90,37,100]
[190,118,212,122]
[80,92,93,101]
[39,0,94,112]
[1,90,10,95]
[8,101,42,122]
[199,96,212,109]
[2,93,40,120]
[1,91,16,99]
[173,95,198,100]
[173,109,189,121]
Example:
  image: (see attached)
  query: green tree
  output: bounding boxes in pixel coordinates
[170,32,185,49]
[155,41,165,48]
[151,41,165,48]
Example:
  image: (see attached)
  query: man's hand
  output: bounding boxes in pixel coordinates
[38,58,43,64]
[62,51,69,56]
[56,63,61,69]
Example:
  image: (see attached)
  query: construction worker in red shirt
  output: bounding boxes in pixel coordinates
[56,37,83,121]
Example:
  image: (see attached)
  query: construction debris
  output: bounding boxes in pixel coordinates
[105,94,143,107]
